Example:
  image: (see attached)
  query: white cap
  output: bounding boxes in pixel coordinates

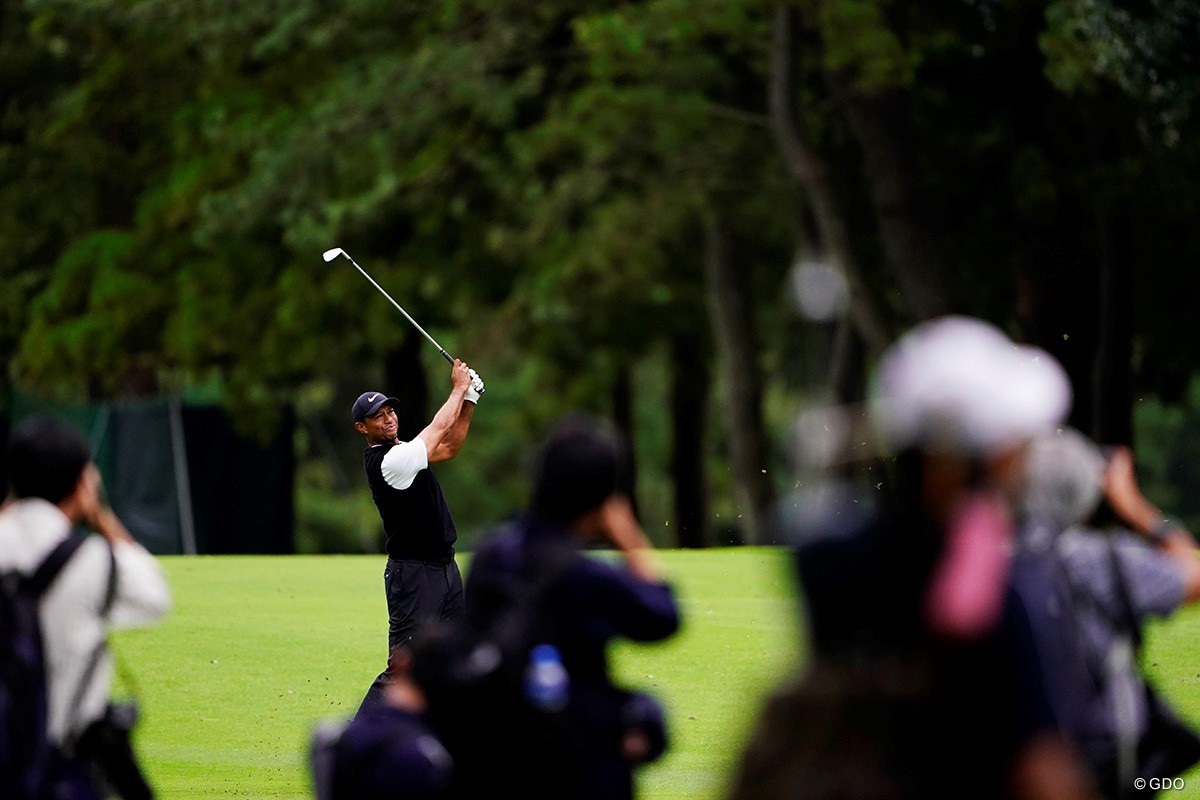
[872,316,1071,455]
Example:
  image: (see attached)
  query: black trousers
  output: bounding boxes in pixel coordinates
[357,557,464,716]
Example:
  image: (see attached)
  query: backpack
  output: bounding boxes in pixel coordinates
[0,535,86,800]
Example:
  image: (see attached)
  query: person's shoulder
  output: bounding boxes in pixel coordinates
[56,535,114,579]
[1054,527,1112,578]
[471,517,576,579]
[345,705,428,737]
[338,708,451,789]
[1057,527,1179,600]
[470,520,524,563]
[363,441,396,467]
[1060,527,1153,565]
[1109,530,1183,584]
[1056,526,1108,555]
[1110,528,1164,560]
[0,499,75,572]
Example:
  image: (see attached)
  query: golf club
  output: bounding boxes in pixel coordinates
[324,247,485,394]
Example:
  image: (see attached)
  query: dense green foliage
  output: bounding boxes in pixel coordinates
[5,0,1200,547]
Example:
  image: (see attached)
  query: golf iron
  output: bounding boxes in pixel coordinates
[323,247,485,394]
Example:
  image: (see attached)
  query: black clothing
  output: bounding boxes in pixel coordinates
[363,444,456,562]
[382,558,466,652]
[729,481,1058,800]
[456,518,680,800]
[358,442,464,718]
[359,559,465,715]
[333,705,452,800]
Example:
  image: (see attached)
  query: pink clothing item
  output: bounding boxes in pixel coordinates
[924,493,1013,640]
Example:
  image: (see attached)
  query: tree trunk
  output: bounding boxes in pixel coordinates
[611,360,641,519]
[670,335,710,548]
[769,5,891,353]
[1016,99,1135,447]
[824,76,948,320]
[0,380,9,500]
[703,218,775,545]
[1092,203,1134,445]
[828,318,866,405]
[384,334,430,441]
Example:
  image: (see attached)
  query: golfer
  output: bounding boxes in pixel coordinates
[353,358,479,714]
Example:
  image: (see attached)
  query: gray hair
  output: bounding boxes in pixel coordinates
[1021,427,1106,530]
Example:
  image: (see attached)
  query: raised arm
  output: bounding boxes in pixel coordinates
[80,466,172,627]
[430,399,476,464]
[598,495,662,584]
[1103,447,1200,601]
[594,495,679,641]
[416,360,472,463]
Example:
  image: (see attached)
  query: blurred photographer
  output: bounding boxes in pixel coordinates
[450,414,680,800]
[729,317,1094,800]
[0,416,171,799]
[314,642,453,800]
[1019,429,1200,797]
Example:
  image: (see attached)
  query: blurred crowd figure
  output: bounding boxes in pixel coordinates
[1018,430,1200,797]
[728,317,1088,799]
[315,415,679,800]
[310,315,1200,800]
[729,316,1200,800]
[1,417,171,799]
[314,642,453,800]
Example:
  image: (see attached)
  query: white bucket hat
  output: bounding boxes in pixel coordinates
[872,316,1072,455]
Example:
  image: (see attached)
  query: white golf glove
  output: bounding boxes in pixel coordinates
[466,368,485,404]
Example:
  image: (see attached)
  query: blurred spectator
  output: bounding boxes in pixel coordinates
[0,416,171,799]
[440,415,680,800]
[1018,429,1200,796]
[727,317,1094,800]
[313,643,453,800]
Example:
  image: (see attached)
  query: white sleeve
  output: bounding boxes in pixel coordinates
[380,439,430,490]
[107,540,172,630]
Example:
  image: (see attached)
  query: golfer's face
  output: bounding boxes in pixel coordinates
[363,404,399,443]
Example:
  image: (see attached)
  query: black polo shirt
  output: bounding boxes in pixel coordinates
[363,442,457,562]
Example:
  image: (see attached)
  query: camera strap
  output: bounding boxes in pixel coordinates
[65,539,134,752]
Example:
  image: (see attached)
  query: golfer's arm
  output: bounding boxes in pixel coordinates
[417,385,469,462]
[431,400,475,463]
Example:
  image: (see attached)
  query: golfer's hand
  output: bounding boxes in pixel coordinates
[450,359,472,391]
[468,368,485,397]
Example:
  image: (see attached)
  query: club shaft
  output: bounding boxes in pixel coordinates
[344,255,455,363]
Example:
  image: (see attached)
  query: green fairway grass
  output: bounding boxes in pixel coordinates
[111,549,1200,799]
[111,548,803,799]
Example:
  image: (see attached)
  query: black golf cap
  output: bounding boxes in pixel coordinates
[352,391,400,423]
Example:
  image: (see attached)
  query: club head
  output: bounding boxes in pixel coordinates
[322,247,344,263]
